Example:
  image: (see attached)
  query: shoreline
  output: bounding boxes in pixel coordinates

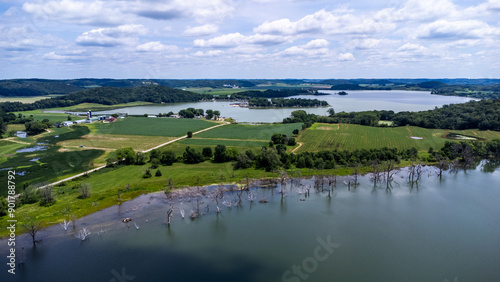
[0,162,438,239]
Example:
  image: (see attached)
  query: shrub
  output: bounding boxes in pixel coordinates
[155,169,162,177]
[143,169,152,178]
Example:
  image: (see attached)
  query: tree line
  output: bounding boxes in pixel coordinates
[248,98,328,108]
[284,99,500,131]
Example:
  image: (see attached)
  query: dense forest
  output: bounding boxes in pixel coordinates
[231,89,319,99]
[0,87,323,113]
[284,99,500,131]
[0,85,206,112]
[2,78,500,99]
[249,97,328,107]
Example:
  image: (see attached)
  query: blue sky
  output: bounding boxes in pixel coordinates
[1,0,499,79]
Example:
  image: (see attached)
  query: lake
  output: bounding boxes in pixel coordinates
[2,162,499,282]
[69,91,475,123]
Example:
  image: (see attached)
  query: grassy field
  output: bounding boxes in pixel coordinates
[0,95,54,103]
[179,138,268,148]
[61,134,176,151]
[296,123,500,153]
[93,117,217,137]
[45,101,153,112]
[14,109,71,123]
[0,126,106,195]
[195,123,302,140]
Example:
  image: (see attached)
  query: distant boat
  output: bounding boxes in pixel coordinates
[337,91,348,95]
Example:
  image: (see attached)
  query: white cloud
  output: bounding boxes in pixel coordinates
[415,20,500,40]
[184,24,219,37]
[279,39,330,57]
[338,53,354,61]
[304,39,328,48]
[22,0,123,26]
[192,50,225,57]
[397,43,426,52]
[375,0,457,22]
[136,41,178,52]
[76,24,148,47]
[0,26,59,51]
[254,9,394,36]
[194,32,290,48]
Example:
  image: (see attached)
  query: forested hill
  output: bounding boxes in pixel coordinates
[305,98,500,131]
[0,85,205,112]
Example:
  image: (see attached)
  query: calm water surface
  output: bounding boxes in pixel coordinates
[1,163,499,282]
[72,91,475,123]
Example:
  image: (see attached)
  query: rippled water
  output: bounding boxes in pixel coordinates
[61,91,475,123]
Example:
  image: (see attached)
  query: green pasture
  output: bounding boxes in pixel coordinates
[93,117,217,137]
[179,138,268,148]
[195,123,302,140]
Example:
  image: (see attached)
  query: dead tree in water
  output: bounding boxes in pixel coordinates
[370,161,383,184]
[166,205,173,225]
[408,162,423,185]
[352,163,360,187]
[22,218,43,246]
[212,184,226,213]
[435,155,450,180]
[384,160,397,189]
[327,174,337,188]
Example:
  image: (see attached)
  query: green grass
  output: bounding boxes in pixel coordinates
[93,117,217,137]
[296,123,500,153]
[45,101,153,112]
[195,123,302,140]
[0,125,106,196]
[0,96,55,103]
[179,138,268,148]
[14,110,70,123]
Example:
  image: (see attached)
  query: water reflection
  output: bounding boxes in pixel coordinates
[2,165,500,282]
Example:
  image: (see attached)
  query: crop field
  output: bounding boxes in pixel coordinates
[0,96,52,103]
[296,123,500,153]
[92,117,217,137]
[195,123,302,140]
[179,138,268,148]
[60,134,175,151]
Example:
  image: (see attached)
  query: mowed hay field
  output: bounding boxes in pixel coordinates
[296,123,500,153]
[60,134,176,151]
[57,118,217,151]
[93,117,217,137]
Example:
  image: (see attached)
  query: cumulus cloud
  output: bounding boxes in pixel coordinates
[184,24,219,36]
[254,9,394,36]
[76,24,148,47]
[0,26,58,51]
[136,41,178,52]
[415,20,500,40]
[280,39,330,57]
[338,53,354,61]
[397,43,427,52]
[22,0,123,26]
[194,32,290,48]
[375,0,457,22]
[131,0,234,22]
